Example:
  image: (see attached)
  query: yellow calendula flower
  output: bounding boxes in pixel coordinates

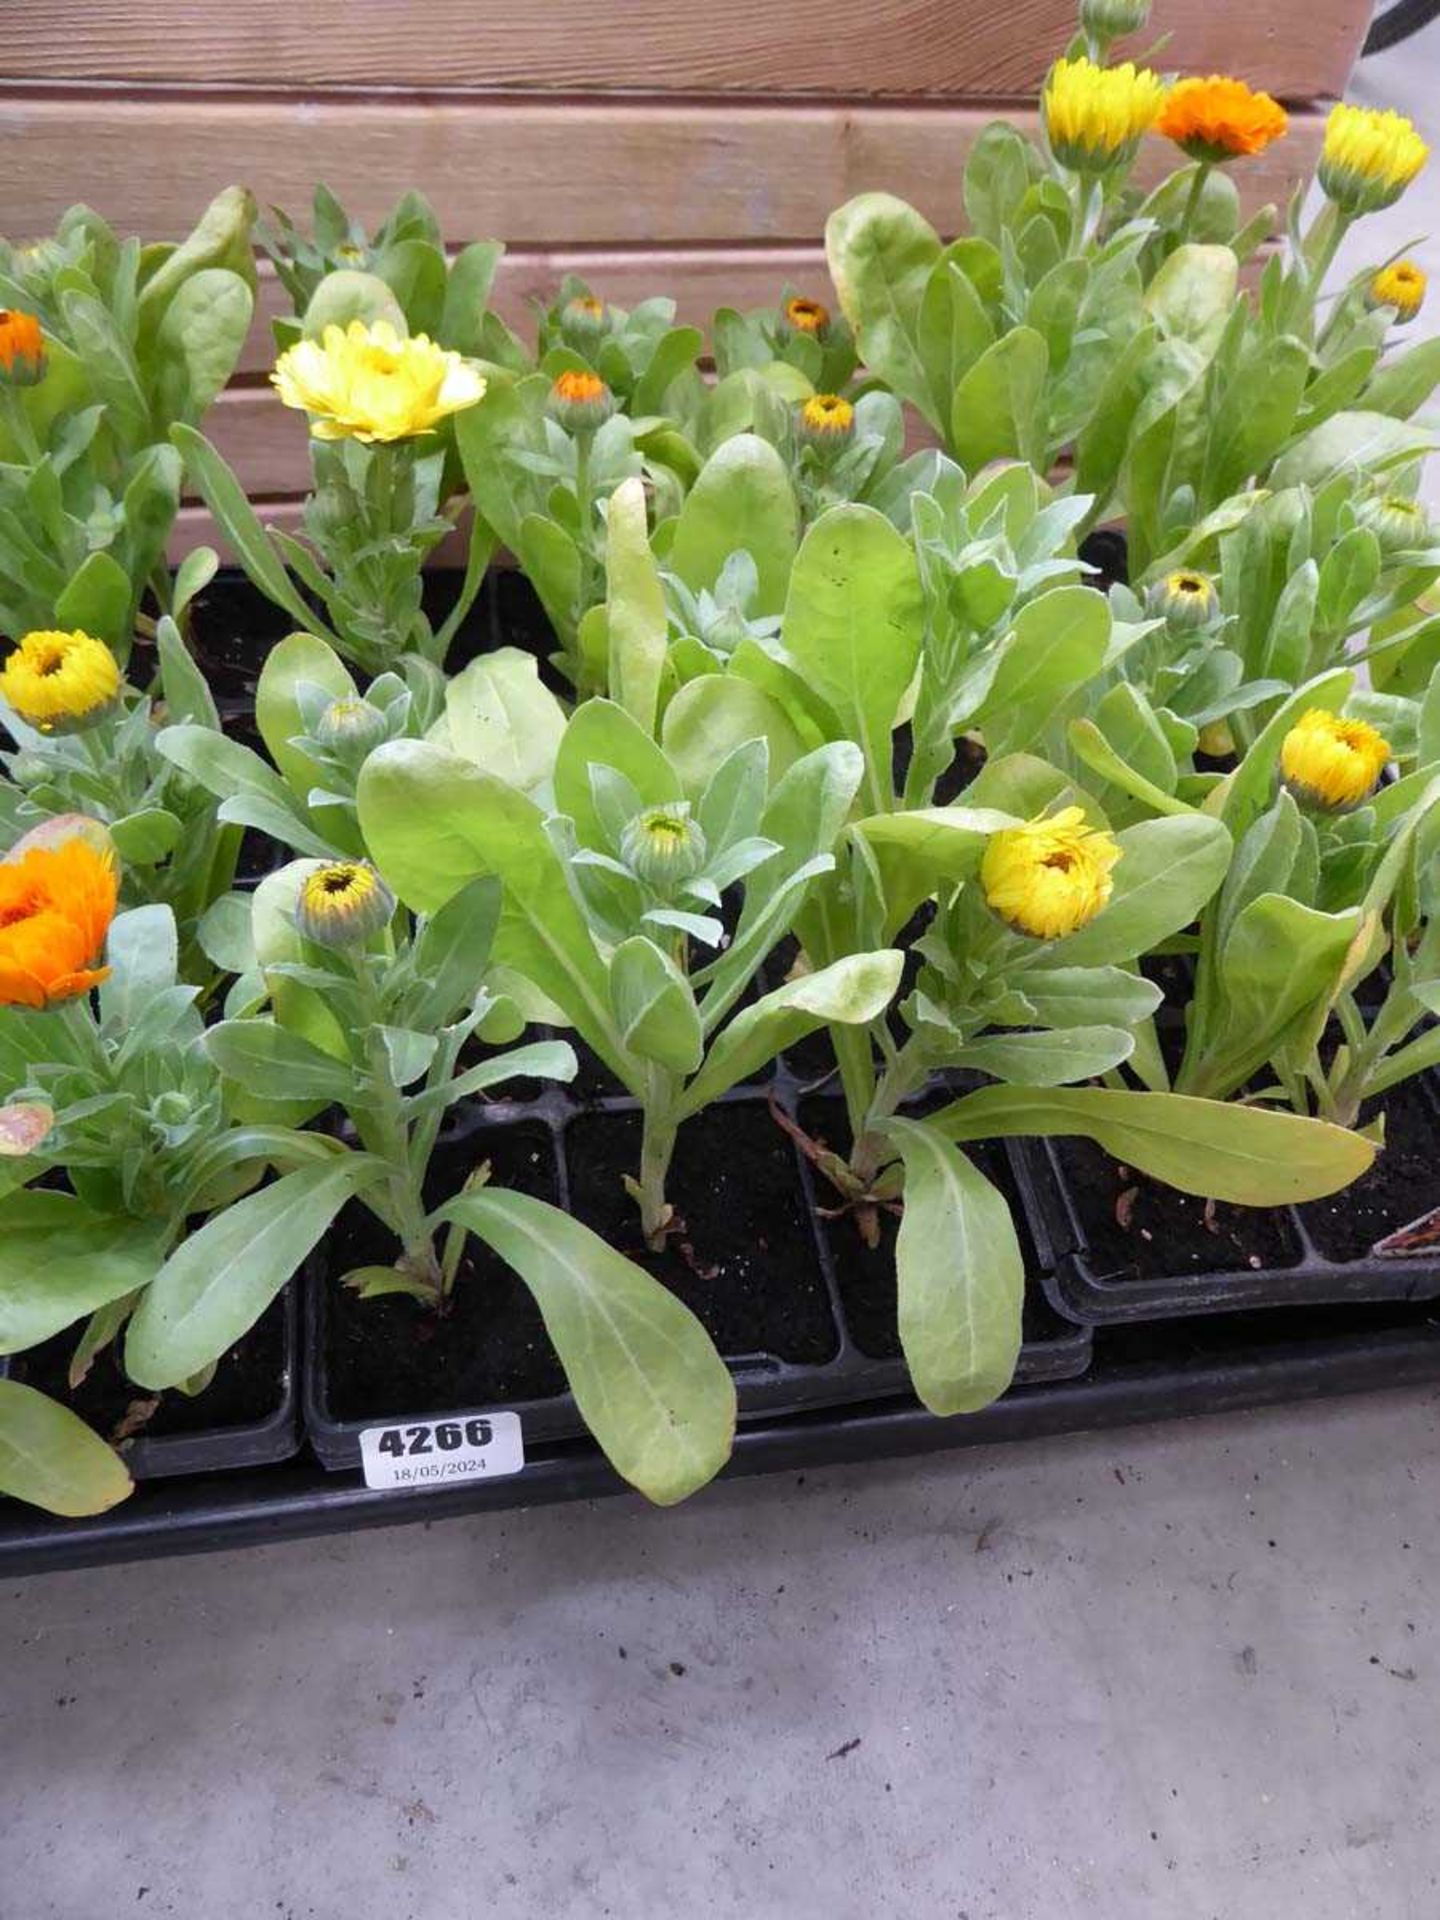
[797,392,855,450]
[296,860,394,948]
[1280,709,1390,810]
[981,807,1122,941]
[1366,258,1426,324]
[272,320,486,443]
[1318,104,1428,217]
[0,629,121,733]
[1043,57,1168,175]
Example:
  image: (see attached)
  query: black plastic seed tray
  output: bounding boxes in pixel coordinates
[6,1293,1439,1576]
[1022,1070,1440,1324]
[304,1059,1092,1470]
[3,1285,302,1483]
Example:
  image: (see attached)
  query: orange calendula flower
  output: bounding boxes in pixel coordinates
[547,368,614,432]
[0,308,46,387]
[0,835,118,1009]
[1156,76,1289,163]
[783,296,830,337]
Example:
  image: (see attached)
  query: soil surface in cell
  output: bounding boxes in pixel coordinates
[1054,1135,1302,1282]
[565,1102,838,1365]
[12,1294,288,1447]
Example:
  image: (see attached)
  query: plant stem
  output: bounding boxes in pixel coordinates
[635,1094,679,1252]
[352,959,443,1296]
[852,1036,927,1187]
[0,386,42,465]
[1178,163,1210,242]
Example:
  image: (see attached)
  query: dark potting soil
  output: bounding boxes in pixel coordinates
[169,572,305,708]
[10,1293,288,1448]
[321,1119,568,1420]
[796,1095,1048,1361]
[1054,1133,1302,1282]
[1139,949,1195,1011]
[1297,1079,1440,1263]
[420,567,493,673]
[1078,526,1129,593]
[564,1102,839,1365]
[489,570,573,699]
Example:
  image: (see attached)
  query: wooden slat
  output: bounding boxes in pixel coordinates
[236,245,837,375]
[3,0,1368,102]
[0,97,1323,249]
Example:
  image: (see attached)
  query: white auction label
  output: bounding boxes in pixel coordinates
[359,1411,524,1491]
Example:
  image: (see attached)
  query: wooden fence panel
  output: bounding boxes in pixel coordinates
[2,0,1367,102]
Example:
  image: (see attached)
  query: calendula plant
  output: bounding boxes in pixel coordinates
[208,854,736,1504]
[0,617,245,953]
[0,188,257,652]
[780,747,1375,1415]
[153,629,569,916]
[454,364,688,692]
[173,308,492,677]
[822,0,1437,571]
[262,185,529,371]
[356,486,904,1248]
[0,821,364,1515]
[712,292,859,399]
[538,275,708,422]
[1172,682,1440,1130]
[1093,478,1440,786]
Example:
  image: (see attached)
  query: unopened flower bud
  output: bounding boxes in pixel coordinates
[317,695,389,761]
[619,805,708,889]
[1080,0,1151,38]
[560,295,610,348]
[1355,494,1431,555]
[1146,570,1220,634]
[796,392,856,454]
[297,860,394,949]
[548,369,615,434]
[780,296,830,340]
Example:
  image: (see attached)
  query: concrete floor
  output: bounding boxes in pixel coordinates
[5,22,1440,1920]
[3,1386,1440,1919]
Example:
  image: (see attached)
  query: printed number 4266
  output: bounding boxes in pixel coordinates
[376,1420,494,1458]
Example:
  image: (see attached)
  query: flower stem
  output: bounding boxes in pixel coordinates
[635,1085,680,1251]
[1178,162,1210,242]
[0,386,42,466]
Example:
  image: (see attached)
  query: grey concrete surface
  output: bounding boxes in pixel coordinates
[4,1386,1440,1920]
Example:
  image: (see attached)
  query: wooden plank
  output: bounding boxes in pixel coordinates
[0,97,1324,250]
[236,245,837,375]
[3,0,1369,103]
